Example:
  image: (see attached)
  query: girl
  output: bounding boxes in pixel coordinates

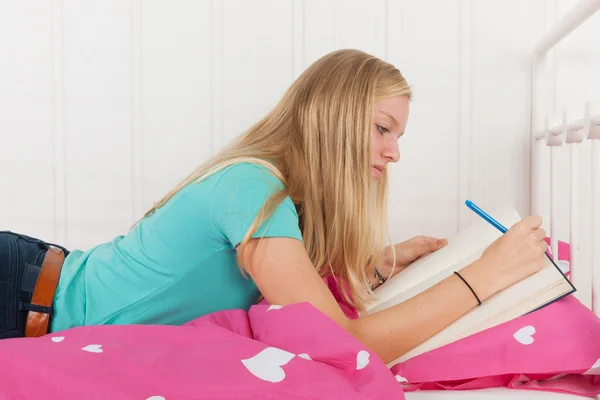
[0,49,547,364]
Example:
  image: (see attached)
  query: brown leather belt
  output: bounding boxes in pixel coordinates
[25,247,65,337]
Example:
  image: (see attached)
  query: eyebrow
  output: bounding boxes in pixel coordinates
[379,111,399,127]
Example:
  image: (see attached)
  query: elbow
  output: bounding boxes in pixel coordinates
[345,318,398,365]
[344,318,369,348]
[344,317,362,339]
[345,318,381,359]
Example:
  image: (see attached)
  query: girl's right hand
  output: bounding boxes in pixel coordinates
[460,215,548,301]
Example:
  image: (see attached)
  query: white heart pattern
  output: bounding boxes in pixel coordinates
[356,350,370,370]
[267,305,283,311]
[81,344,103,353]
[298,353,312,360]
[395,375,408,383]
[584,358,600,375]
[146,397,166,400]
[513,325,535,345]
[242,347,295,383]
[51,336,64,343]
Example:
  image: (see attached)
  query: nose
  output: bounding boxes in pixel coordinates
[382,141,400,163]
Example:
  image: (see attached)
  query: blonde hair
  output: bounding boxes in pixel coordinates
[138,49,411,311]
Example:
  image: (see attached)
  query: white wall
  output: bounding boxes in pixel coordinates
[0,0,597,251]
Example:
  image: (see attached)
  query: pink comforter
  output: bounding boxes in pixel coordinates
[0,240,598,399]
[0,303,403,399]
[394,295,600,397]
[1,294,598,399]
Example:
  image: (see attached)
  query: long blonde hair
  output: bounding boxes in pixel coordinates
[139,49,411,311]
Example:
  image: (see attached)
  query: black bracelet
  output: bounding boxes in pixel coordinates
[453,271,482,306]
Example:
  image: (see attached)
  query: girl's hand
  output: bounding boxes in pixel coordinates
[380,236,448,278]
[459,215,547,301]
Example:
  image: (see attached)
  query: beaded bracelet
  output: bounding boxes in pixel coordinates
[370,266,388,291]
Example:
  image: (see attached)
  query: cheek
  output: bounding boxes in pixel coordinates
[371,133,385,155]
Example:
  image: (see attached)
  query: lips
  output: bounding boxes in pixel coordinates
[372,165,384,178]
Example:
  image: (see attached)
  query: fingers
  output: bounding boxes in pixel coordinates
[509,215,544,238]
[414,242,436,256]
[521,215,543,230]
[429,238,447,253]
[532,227,547,243]
[408,236,447,249]
[537,240,549,253]
[408,236,436,244]
[412,237,447,257]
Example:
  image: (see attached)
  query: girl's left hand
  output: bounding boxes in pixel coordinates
[382,236,448,277]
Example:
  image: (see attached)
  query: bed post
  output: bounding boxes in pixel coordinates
[585,102,600,316]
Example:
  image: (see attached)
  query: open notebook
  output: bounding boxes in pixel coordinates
[364,204,576,366]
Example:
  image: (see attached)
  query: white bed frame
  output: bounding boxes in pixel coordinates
[531,0,600,318]
[407,1,600,399]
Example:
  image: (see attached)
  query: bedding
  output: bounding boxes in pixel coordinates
[0,240,597,399]
[0,302,403,399]
[394,294,600,397]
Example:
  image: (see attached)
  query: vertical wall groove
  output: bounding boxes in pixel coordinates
[551,0,558,118]
[530,0,548,216]
[301,0,306,72]
[457,0,473,230]
[292,0,305,78]
[130,0,143,222]
[210,0,223,155]
[384,0,389,61]
[51,0,67,244]
[333,0,341,50]
[396,1,412,76]
[373,0,387,60]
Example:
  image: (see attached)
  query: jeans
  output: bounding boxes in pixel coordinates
[0,231,69,339]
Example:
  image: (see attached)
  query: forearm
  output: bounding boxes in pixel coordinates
[244,237,499,366]
[348,260,496,364]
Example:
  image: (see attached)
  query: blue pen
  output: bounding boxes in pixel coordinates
[465,200,508,234]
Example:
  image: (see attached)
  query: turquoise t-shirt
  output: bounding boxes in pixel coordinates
[50,163,303,332]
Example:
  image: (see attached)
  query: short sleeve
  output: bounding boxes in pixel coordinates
[210,163,303,247]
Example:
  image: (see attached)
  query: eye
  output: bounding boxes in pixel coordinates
[376,124,389,135]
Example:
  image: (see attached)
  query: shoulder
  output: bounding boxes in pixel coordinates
[207,162,302,245]
[214,162,282,182]
[209,162,285,193]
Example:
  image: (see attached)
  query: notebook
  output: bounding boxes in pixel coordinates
[364,204,576,366]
